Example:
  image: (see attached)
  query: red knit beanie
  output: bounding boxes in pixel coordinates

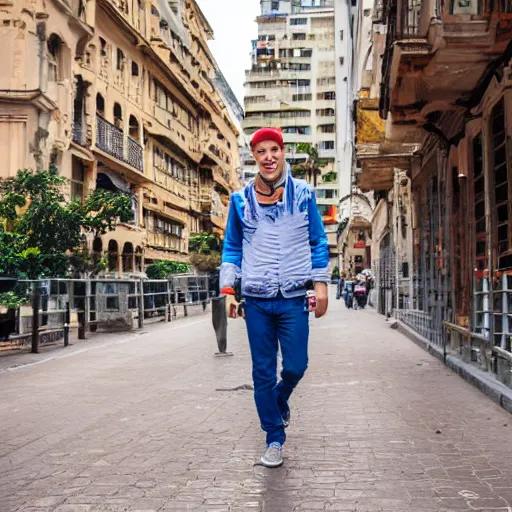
[250,127,285,150]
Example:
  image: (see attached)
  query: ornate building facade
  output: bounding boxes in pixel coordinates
[0,0,241,275]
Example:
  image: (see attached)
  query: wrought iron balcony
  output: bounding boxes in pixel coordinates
[96,115,124,162]
[96,115,144,173]
[127,136,143,172]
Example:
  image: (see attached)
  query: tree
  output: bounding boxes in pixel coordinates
[188,232,222,273]
[291,143,322,187]
[188,232,221,255]
[0,166,133,279]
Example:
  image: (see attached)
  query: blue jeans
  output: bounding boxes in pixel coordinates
[244,295,309,446]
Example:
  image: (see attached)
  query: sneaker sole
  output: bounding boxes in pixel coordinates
[260,456,283,468]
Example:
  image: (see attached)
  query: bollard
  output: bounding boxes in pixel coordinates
[138,280,144,329]
[31,287,41,354]
[64,301,70,347]
[184,304,188,317]
[211,296,232,357]
[77,310,86,340]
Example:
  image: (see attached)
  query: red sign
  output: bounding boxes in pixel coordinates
[354,240,365,249]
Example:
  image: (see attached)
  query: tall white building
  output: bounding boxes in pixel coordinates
[242,0,342,266]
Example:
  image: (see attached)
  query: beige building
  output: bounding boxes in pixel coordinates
[0,0,241,276]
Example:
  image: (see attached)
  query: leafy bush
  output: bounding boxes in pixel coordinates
[146,261,190,279]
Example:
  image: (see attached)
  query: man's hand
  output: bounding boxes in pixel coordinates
[314,282,328,318]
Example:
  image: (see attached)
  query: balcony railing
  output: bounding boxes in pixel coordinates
[127,136,143,172]
[96,115,144,173]
[96,115,124,162]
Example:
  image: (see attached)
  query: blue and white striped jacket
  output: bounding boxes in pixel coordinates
[220,166,330,299]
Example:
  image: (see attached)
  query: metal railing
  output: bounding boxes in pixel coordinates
[0,276,212,353]
[96,115,124,162]
[127,136,143,171]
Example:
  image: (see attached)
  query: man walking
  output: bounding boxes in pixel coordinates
[220,127,329,468]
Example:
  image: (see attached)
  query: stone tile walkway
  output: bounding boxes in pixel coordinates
[1,290,512,511]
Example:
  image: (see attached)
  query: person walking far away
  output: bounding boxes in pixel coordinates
[219,127,330,468]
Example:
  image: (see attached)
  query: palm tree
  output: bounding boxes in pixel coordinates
[291,143,322,187]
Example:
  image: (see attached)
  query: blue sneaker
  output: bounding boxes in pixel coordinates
[261,442,283,467]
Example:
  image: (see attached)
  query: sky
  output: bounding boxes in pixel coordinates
[196,0,260,105]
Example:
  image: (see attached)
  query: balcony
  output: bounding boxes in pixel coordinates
[127,137,143,171]
[242,116,312,130]
[245,69,311,82]
[380,0,508,125]
[96,115,144,172]
[282,133,313,144]
[318,149,336,159]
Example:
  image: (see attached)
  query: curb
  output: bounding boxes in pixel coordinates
[394,319,512,415]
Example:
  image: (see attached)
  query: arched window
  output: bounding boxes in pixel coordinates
[122,242,134,273]
[131,61,139,77]
[96,93,105,116]
[129,115,140,140]
[108,240,119,272]
[135,246,143,272]
[92,237,103,267]
[116,48,125,71]
[47,34,62,82]
[113,102,123,128]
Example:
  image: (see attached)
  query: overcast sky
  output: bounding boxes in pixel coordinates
[196,0,260,105]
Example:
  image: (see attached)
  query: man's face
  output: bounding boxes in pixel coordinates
[252,140,285,182]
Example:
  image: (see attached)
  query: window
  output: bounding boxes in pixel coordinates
[292,93,312,101]
[292,33,307,40]
[491,98,510,267]
[317,77,336,86]
[322,141,334,150]
[47,34,61,82]
[271,1,279,9]
[96,93,105,116]
[116,48,125,71]
[99,37,108,56]
[317,108,335,117]
[318,91,336,100]
[71,157,84,202]
[472,134,486,271]
[319,124,335,133]
[282,126,311,135]
[131,61,139,77]
[291,18,307,25]
[245,95,266,104]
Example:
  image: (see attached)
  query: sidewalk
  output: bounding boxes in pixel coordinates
[1,292,512,511]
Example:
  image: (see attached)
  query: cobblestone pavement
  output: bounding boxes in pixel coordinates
[1,289,512,512]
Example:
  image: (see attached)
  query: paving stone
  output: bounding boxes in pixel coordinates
[1,294,512,511]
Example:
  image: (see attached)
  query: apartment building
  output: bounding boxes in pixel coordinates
[0,0,240,275]
[242,0,341,266]
[355,0,512,386]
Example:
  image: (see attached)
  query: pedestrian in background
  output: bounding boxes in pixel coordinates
[220,127,330,468]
